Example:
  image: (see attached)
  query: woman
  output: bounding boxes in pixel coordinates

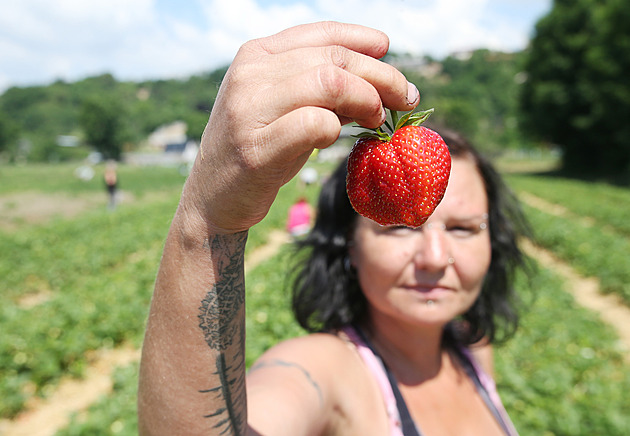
[138,21,528,436]
[273,127,526,435]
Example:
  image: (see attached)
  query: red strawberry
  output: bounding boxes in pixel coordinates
[346,109,451,228]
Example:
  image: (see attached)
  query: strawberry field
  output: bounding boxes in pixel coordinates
[1,161,629,435]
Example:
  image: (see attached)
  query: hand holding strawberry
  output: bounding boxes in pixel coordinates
[179,22,419,235]
[346,109,451,228]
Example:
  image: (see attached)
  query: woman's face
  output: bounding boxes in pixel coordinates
[350,157,491,328]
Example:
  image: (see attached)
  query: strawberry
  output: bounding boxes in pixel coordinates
[346,109,451,228]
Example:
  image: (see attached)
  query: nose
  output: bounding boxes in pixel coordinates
[413,225,451,271]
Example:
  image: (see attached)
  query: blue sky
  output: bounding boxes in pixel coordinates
[0,0,552,92]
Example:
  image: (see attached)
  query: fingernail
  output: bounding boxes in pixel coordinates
[407,82,419,105]
[380,106,387,124]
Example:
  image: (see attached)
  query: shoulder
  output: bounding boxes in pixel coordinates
[249,332,360,383]
[246,332,384,435]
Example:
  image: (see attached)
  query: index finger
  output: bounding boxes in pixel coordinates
[251,21,391,60]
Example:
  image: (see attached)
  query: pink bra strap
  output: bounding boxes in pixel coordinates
[343,326,404,436]
[459,347,519,436]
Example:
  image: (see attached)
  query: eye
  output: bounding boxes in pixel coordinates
[382,225,414,236]
[447,225,477,238]
[446,221,488,238]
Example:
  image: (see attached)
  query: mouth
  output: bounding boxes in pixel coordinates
[405,284,452,299]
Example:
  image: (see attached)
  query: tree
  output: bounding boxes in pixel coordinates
[520,0,630,176]
[79,96,125,160]
[404,49,525,153]
[0,112,20,160]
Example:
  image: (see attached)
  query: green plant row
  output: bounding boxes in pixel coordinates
[54,241,307,436]
[244,244,307,366]
[506,174,630,236]
[1,196,178,302]
[52,252,630,435]
[54,245,306,436]
[497,264,630,435]
[0,198,179,418]
[520,204,630,305]
[54,363,141,436]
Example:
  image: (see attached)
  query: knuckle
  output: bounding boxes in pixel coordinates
[328,45,349,70]
[239,38,264,56]
[225,61,250,89]
[319,20,346,42]
[365,96,383,118]
[317,64,348,100]
[298,109,338,144]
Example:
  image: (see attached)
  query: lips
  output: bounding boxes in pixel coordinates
[409,282,450,291]
[400,282,450,299]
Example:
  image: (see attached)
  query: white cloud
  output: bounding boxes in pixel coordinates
[0,0,551,92]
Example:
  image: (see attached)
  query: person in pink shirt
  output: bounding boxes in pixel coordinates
[287,197,314,237]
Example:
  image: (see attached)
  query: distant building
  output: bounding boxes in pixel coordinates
[56,135,79,147]
[385,56,443,78]
[165,140,199,165]
[126,122,198,167]
[148,121,188,150]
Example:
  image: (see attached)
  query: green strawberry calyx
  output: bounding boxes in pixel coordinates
[353,108,434,142]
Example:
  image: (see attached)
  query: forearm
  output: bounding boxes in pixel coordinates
[138,209,249,435]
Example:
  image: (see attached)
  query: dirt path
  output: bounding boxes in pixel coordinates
[0,346,140,436]
[521,239,630,363]
[518,191,597,227]
[245,230,292,272]
[518,191,630,361]
[0,191,133,231]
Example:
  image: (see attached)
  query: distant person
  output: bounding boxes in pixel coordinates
[299,166,319,186]
[74,165,95,181]
[286,197,313,238]
[104,161,118,210]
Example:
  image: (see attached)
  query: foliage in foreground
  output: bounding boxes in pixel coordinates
[54,251,630,436]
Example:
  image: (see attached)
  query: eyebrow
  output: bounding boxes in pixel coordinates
[453,213,489,221]
[430,213,489,223]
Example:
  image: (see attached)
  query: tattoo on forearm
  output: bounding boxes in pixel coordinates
[197,232,248,435]
[198,232,247,351]
[199,351,246,435]
[249,359,324,407]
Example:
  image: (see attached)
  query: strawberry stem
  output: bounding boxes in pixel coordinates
[390,110,400,131]
[352,108,434,141]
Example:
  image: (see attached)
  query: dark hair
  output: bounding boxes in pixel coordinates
[290,126,530,347]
